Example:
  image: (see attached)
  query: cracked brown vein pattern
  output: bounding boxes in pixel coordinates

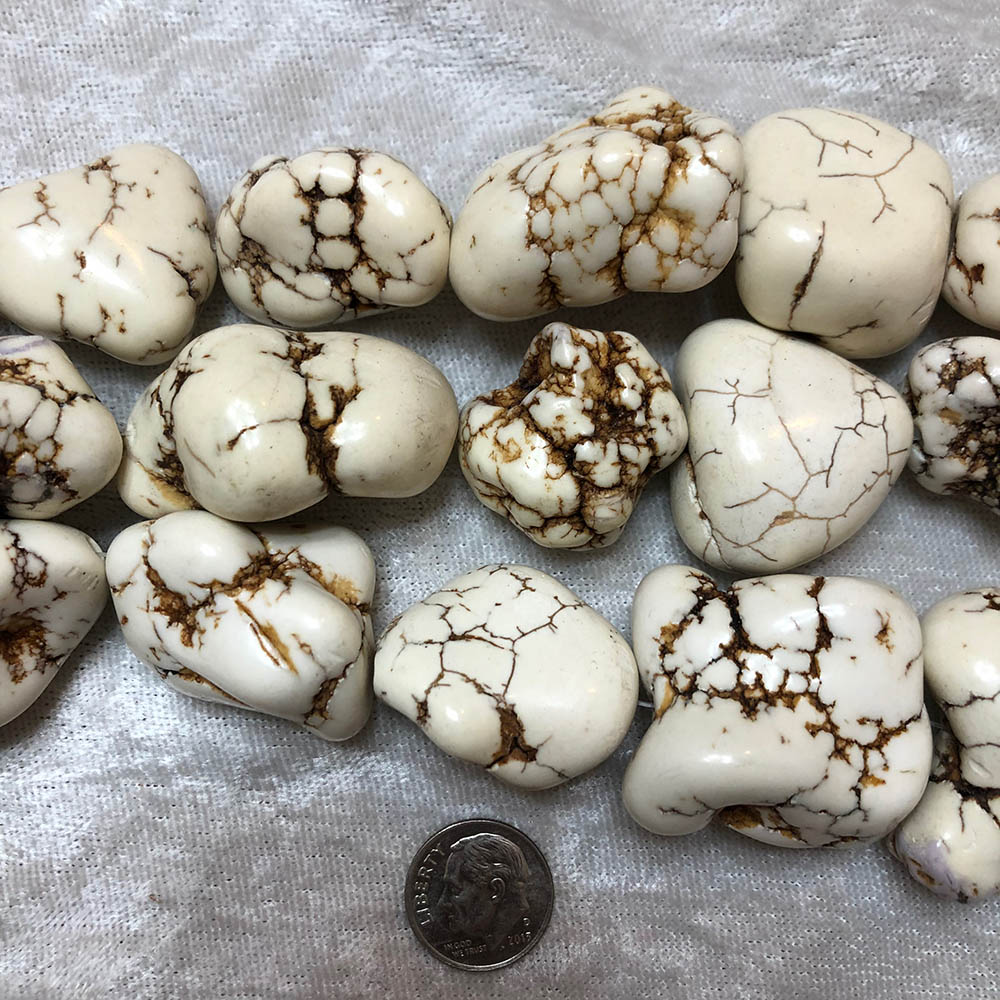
[117,323,459,522]
[216,148,451,329]
[942,174,1000,331]
[669,319,912,574]
[889,588,1000,901]
[921,589,1000,788]
[374,564,638,790]
[623,565,930,847]
[106,510,375,741]
[0,519,107,728]
[459,322,687,548]
[0,335,122,519]
[736,108,953,359]
[449,86,743,321]
[906,336,1000,513]
[926,733,1000,834]
[0,144,217,365]
[890,729,1000,903]
[787,221,825,326]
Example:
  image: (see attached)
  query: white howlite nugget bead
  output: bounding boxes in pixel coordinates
[623,565,931,847]
[0,520,107,728]
[890,732,1000,904]
[217,149,451,328]
[890,588,1000,903]
[669,318,912,574]
[449,86,743,321]
[107,510,375,741]
[942,175,1000,331]
[374,564,639,790]
[0,144,216,364]
[0,335,122,518]
[736,108,953,358]
[906,336,1000,514]
[923,590,1000,787]
[459,322,687,549]
[117,324,459,522]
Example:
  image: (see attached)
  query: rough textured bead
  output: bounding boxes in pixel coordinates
[459,322,687,548]
[906,336,1000,514]
[450,87,743,321]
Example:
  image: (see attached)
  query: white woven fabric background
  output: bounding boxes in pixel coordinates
[2,1,999,997]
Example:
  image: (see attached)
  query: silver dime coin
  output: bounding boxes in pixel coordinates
[404,818,554,971]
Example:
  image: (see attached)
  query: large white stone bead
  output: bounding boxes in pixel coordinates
[890,731,1000,904]
[922,589,1000,789]
[736,108,953,358]
[0,144,216,364]
[217,149,451,328]
[117,324,459,522]
[889,589,1000,902]
[0,520,107,727]
[670,318,912,573]
[459,322,687,548]
[374,564,639,789]
[107,510,375,741]
[623,565,931,847]
[942,175,1000,331]
[0,335,122,518]
[906,336,1000,514]
[449,86,743,321]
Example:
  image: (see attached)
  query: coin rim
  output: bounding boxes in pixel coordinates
[404,817,554,973]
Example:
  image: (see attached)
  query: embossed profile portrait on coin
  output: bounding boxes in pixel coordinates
[436,833,532,950]
[405,819,553,971]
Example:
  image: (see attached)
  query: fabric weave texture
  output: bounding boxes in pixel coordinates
[1,1,999,997]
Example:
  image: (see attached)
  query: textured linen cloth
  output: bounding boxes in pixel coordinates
[2,1,999,997]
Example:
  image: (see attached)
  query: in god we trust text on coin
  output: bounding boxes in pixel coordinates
[404,819,554,971]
